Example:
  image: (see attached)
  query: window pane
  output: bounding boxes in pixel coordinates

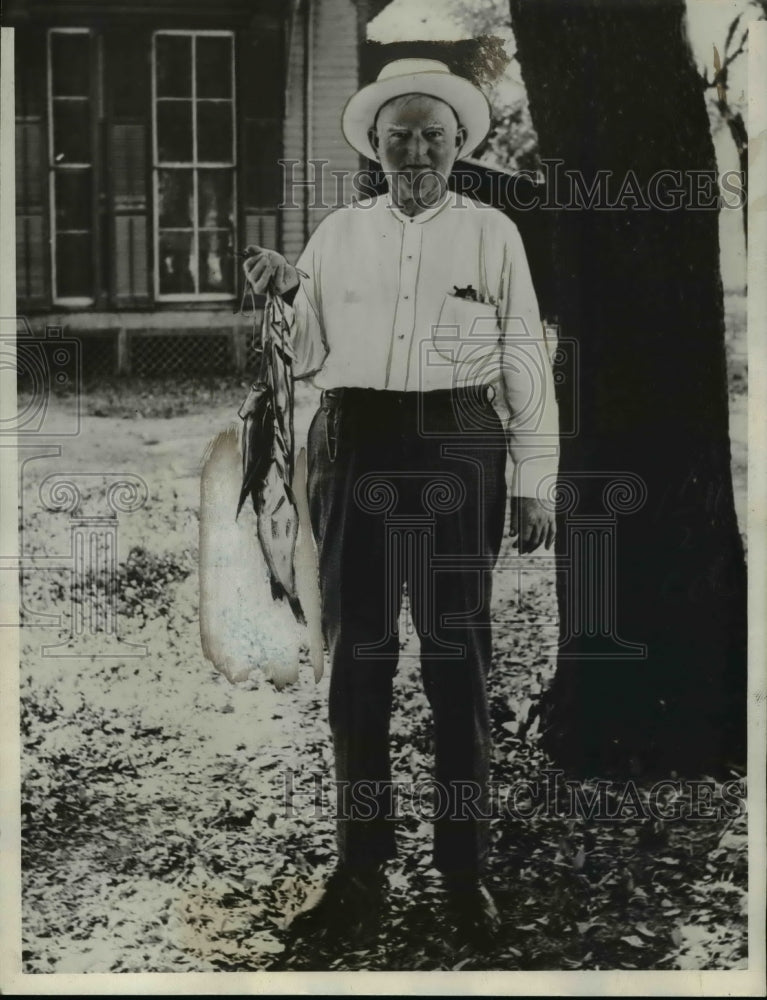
[55,169,92,229]
[56,232,92,298]
[158,169,194,227]
[159,230,195,294]
[51,33,90,97]
[196,36,232,99]
[198,170,233,227]
[155,35,191,97]
[199,230,234,293]
[157,100,192,162]
[197,101,232,163]
[52,101,90,163]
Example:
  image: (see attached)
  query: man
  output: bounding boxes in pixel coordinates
[244,59,559,944]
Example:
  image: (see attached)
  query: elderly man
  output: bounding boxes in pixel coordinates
[244,59,558,944]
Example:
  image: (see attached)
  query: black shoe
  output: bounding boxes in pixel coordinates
[445,874,501,946]
[288,865,386,944]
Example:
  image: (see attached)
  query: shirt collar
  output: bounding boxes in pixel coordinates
[384,188,455,225]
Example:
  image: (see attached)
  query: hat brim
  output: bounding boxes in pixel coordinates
[341,71,491,163]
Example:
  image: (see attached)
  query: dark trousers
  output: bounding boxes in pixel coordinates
[306,386,507,876]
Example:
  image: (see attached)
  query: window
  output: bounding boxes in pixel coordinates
[152,31,236,300]
[48,28,94,305]
[17,21,282,311]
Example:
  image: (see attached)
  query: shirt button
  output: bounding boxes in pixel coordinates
[398,334,405,340]
[406,254,413,259]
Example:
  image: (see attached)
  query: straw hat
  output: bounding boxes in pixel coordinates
[342,58,491,163]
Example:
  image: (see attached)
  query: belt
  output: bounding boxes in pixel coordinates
[320,384,496,410]
[318,386,498,463]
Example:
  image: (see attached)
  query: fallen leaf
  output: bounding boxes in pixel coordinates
[576,920,606,935]
[621,935,645,948]
[635,922,656,939]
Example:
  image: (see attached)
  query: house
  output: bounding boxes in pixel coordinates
[9,0,554,379]
[8,0,390,377]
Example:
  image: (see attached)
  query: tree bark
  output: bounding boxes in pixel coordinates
[509,0,747,777]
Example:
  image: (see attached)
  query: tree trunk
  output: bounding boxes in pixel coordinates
[509,0,746,777]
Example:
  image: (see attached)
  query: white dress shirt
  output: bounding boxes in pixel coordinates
[284,190,559,498]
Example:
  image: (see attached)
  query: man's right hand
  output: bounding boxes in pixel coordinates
[243,246,300,296]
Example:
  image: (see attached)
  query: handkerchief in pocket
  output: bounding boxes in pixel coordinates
[433,293,501,361]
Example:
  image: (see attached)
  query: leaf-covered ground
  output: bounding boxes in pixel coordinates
[18,293,748,973]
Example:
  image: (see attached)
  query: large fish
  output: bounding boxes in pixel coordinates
[237,291,305,624]
[199,424,304,688]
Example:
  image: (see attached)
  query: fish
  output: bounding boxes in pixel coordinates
[237,290,306,624]
[199,424,303,687]
[255,463,305,623]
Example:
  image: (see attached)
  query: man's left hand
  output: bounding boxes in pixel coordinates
[509,497,555,554]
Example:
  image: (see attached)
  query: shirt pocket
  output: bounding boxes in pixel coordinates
[433,294,501,361]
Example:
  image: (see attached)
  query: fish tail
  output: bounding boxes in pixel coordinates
[235,485,253,519]
[288,594,307,626]
[268,576,306,625]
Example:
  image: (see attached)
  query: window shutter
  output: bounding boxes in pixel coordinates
[15,122,45,209]
[15,30,49,306]
[239,22,284,255]
[105,30,150,304]
[111,123,146,207]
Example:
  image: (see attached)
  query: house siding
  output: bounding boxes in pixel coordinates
[282,0,360,263]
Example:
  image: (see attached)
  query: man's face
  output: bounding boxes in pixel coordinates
[368,94,466,213]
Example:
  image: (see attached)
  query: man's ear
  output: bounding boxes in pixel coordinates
[455,125,467,152]
[368,126,380,156]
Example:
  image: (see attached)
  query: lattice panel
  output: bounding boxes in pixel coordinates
[130,333,233,377]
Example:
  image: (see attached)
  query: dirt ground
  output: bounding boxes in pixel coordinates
[17,292,748,973]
